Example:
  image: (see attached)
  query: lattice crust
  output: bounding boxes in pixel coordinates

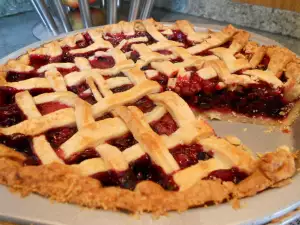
[1,19,299,126]
[0,19,298,214]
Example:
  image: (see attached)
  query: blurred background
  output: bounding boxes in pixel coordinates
[0,0,299,58]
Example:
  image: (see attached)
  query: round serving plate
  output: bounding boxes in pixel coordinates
[0,23,299,225]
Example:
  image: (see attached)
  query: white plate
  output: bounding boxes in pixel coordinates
[0,23,299,225]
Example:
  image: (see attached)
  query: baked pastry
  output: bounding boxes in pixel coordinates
[0,19,297,215]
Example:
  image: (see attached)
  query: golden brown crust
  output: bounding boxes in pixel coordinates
[0,146,295,215]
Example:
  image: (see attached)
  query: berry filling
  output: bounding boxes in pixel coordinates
[82,32,94,45]
[169,144,212,169]
[95,112,114,121]
[63,48,108,62]
[0,104,25,127]
[89,56,115,69]
[170,57,184,63]
[0,133,40,165]
[29,55,62,69]
[107,133,138,151]
[257,55,270,70]
[110,84,134,93]
[205,167,248,184]
[6,71,42,82]
[130,96,156,113]
[174,73,291,119]
[57,66,80,76]
[68,81,97,104]
[104,31,156,47]
[0,87,19,106]
[65,148,100,164]
[167,30,194,48]
[45,126,78,149]
[102,72,126,80]
[150,113,178,136]
[156,50,172,55]
[130,50,140,62]
[37,102,70,115]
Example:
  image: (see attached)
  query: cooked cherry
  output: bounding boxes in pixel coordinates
[169,144,211,169]
[167,30,193,48]
[66,148,100,164]
[150,113,178,136]
[110,84,133,93]
[37,102,70,115]
[206,167,248,184]
[131,96,156,113]
[82,32,94,45]
[130,51,140,62]
[107,133,138,151]
[257,55,270,70]
[156,50,172,55]
[130,154,179,191]
[95,112,114,121]
[151,73,169,89]
[0,87,19,106]
[102,72,126,80]
[170,57,184,63]
[46,127,78,149]
[68,81,89,94]
[28,88,53,96]
[90,56,115,69]
[0,104,24,127]
[57,66,79,76]
[29,55,61,69]
[6,71,42,82]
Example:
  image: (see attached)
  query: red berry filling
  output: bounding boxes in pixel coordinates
[65,148,100,164]
[107,133,138,151]
[110,84,134,93]
[104,31,156,47]
[0,104,25,127]
[130,50,140,62]
[169,144,212,169]
[29,55,62,69]
[205,167,248,184]
[257,55,270,70]
[130,96,156,113]
[156,50,172,55]
[89,56,115,69]
[68,81,97,104]
[57,66,80,76]
[102,72,126,80]
[95,112,114,121]
[46,126,78,149]
[37,102,70,115]
[167,30,194,48]
[174,73,290,119]
[6,71,42,82]
[0,133,40,165]
[170,57,184,63]
[150,113,178,136]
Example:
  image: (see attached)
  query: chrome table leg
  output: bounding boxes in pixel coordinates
[128,0,141,21]
[30,0,59,36]
[78,0,93,28]
[53,0,73,32]
[140,0,155,19]
[107,0,117,24]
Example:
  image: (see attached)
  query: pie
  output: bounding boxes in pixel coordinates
[0,19,297,215]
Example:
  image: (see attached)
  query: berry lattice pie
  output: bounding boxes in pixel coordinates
[0,19,297,215]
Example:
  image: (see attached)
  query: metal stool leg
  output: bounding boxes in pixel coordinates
[140,0,155,19]
[128,0,141,21]
[78,0,93,28]
[53,0,73,32]
[30,0,59,36]
[107,0,117,24]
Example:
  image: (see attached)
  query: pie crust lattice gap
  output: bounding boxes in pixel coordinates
[0,19,297,215]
